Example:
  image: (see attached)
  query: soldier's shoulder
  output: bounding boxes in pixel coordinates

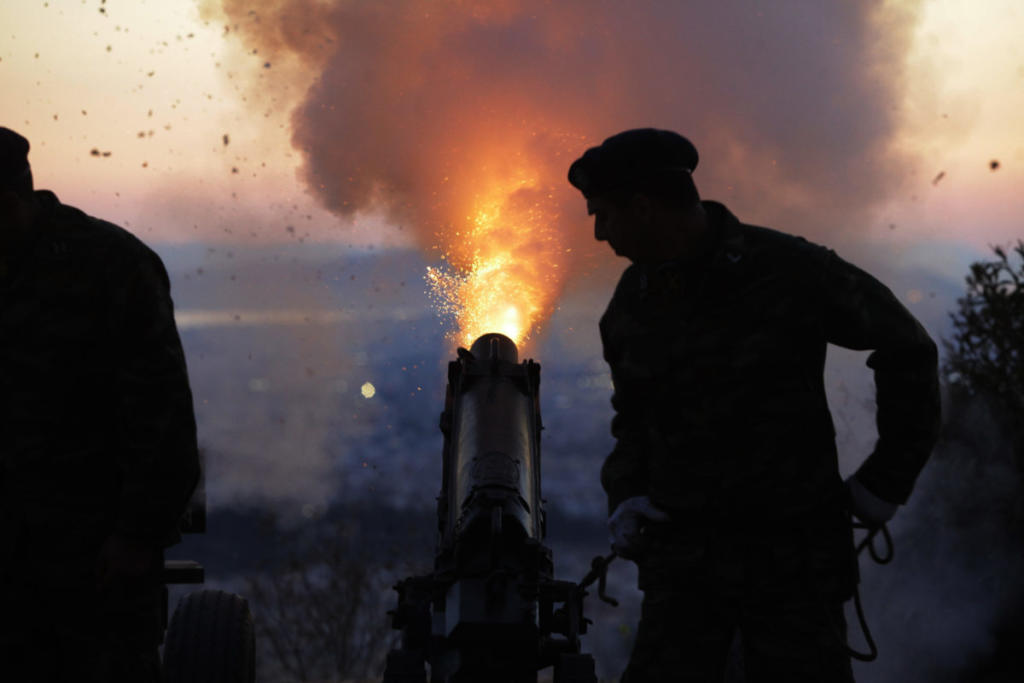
[735,221,832,276]
[44,192,163,266]
[740,222,826,256]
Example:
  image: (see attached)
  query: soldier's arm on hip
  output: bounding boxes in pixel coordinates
[819,249,941,504]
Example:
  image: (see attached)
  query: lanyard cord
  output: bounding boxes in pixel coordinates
[844,522,894,662]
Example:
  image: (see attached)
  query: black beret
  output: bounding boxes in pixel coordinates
[568,128,698,198]
[0,127,31,189]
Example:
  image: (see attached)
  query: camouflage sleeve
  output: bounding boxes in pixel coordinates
[599,285,654,515]
[113,245,200,546]
[821,250,941,504]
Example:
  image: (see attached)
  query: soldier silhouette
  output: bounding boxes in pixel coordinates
[568,129,940,682]
[0,127,199,682]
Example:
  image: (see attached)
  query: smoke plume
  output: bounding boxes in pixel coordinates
[202,0,923,342]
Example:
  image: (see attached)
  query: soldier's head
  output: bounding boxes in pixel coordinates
[568,128,706,263]
[0,127,36,246]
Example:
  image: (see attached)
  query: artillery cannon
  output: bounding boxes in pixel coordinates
[382,333,610,683]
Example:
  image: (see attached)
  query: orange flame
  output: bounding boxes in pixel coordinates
[425,174,565,350]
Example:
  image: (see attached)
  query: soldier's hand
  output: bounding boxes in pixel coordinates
[608,495,670,560]
[95,533,158,591]
[847,474,899,527]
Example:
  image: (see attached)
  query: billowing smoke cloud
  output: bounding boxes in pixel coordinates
[202,0,924,342]
[207,1,921,226]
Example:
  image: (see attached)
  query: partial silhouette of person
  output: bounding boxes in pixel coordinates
[0,126,200,682]
[567,129,940,682]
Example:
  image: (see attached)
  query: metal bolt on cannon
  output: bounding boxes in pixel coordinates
[382,333,613,683]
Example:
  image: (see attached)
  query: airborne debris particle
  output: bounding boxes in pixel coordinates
[931,171,945,185]
[231,167,239,174]
[263,62,271,69]
[89,149,112,157]
[222,133,230,146]
[990,160,1001,171]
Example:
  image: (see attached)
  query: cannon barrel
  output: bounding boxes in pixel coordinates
[439,333,545,564]
[383,333,598,683]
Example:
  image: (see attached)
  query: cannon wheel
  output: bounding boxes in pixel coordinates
[163,589,255,683]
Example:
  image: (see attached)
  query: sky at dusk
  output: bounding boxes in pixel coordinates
[1,0,1022,453]
[1,1,1020,246]
[3,1,1023,345]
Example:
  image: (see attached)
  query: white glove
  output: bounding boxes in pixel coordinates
[608,495,670,559]
[847,475,898,526]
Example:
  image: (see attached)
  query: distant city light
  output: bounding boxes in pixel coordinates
[361,382,376,398]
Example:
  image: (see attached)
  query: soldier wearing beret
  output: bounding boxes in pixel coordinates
[568,129,940,682]
[0,127,200,681]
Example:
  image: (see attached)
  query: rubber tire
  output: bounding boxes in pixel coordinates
[163,589,255,683]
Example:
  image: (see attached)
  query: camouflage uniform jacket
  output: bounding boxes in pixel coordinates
[599,201,940,594]
[0,191,199,586]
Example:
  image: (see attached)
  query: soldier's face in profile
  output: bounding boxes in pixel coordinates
[588,194,641,261]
